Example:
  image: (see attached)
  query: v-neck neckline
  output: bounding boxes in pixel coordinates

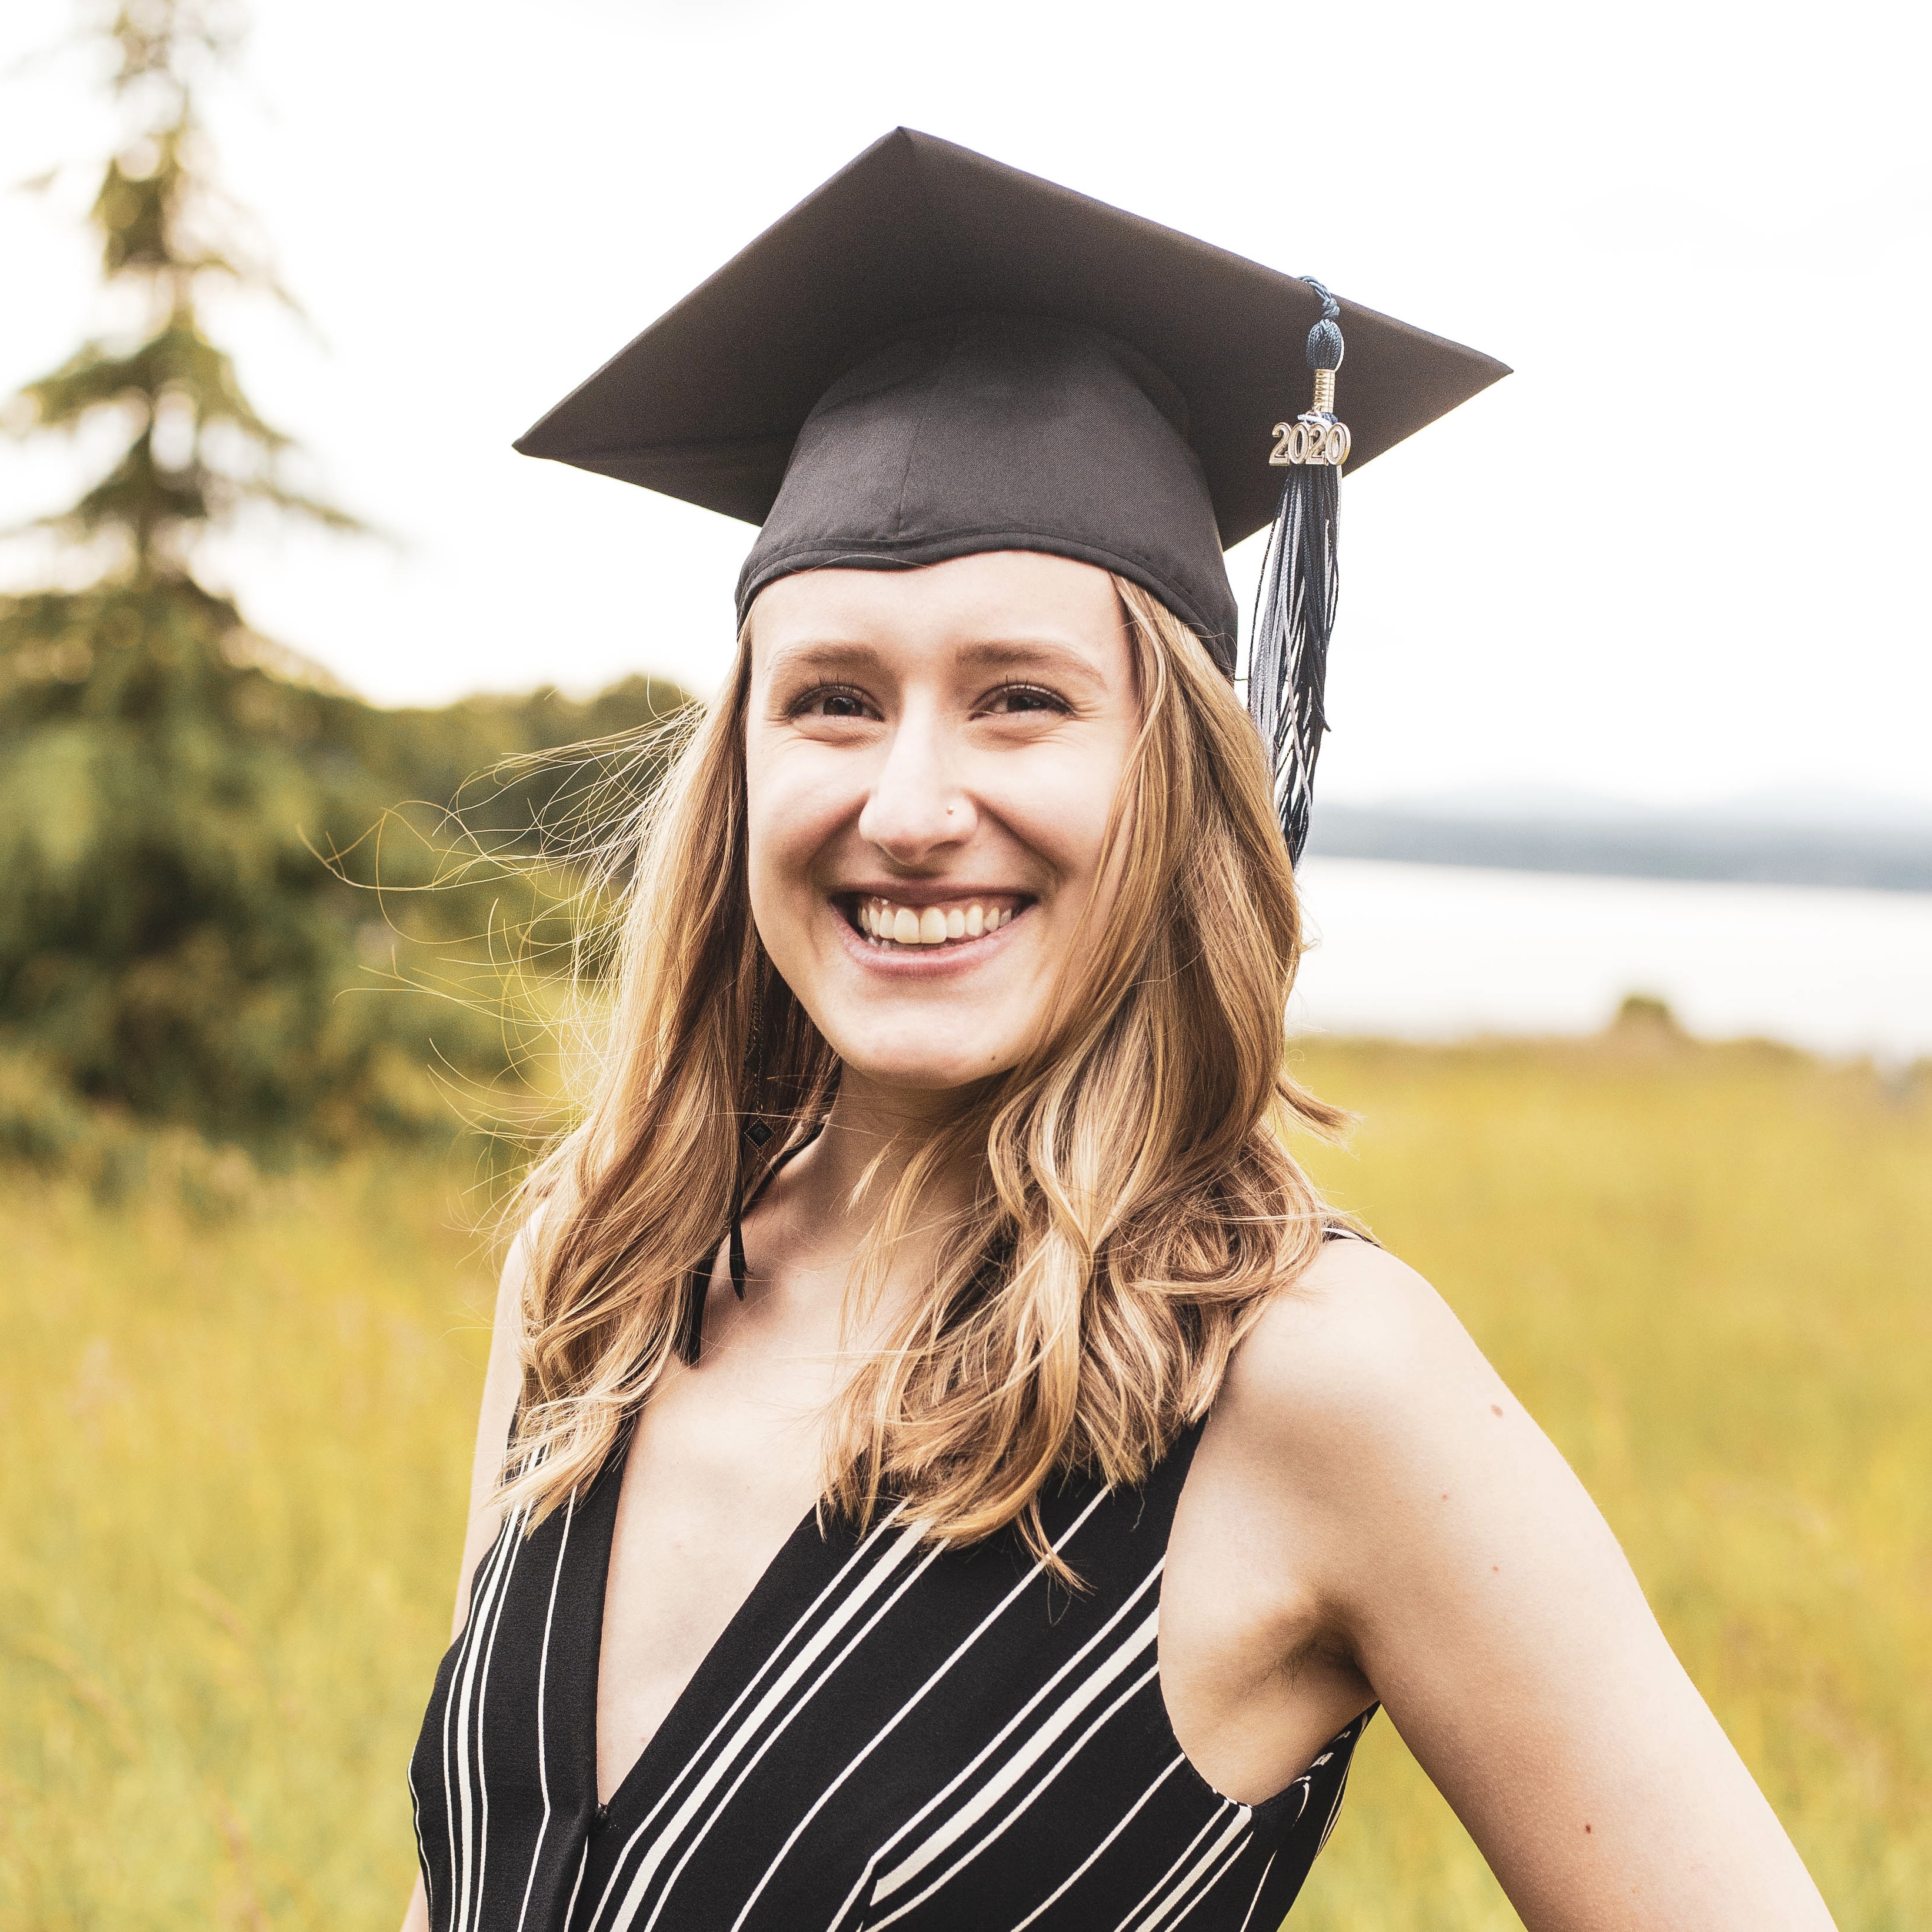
[586,1421,838,1820]
[578,1416,1206,1827]
[598,1122,839,1811]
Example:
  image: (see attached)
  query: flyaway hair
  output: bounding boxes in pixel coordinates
[1248,279,1350,866]
[497,582,1353,1567]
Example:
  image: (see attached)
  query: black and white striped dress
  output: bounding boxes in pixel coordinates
[409,1418,1372,1932]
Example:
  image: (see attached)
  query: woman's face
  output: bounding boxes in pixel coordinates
[745,551,1139,1094]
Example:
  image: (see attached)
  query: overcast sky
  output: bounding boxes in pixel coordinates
[3,0,1927,810]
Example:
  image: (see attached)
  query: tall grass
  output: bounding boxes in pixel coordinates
[1288,1035,1931,1931]
[1,1034,1926,1928]
[0,1160,492,1930]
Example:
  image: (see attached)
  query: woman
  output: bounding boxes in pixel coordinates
[405,134,1834,1931]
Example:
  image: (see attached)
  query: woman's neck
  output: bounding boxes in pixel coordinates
[807,1065,975,1216]
[753,1066,980,1308]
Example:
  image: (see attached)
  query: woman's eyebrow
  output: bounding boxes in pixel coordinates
[761,640,881,679]
[762,637,1108,687]
[951,639,1108,688]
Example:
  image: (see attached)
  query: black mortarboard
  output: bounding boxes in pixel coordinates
[517,129,1507,857]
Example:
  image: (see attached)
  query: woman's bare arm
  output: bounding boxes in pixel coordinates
[1220,1238,1835,1932]
[401,1872,430,1932]
[398,1231,533,1932]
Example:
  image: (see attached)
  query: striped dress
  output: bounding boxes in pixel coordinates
[409,1418,1371,1932]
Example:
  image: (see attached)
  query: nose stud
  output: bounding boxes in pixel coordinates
[946,805,956,815]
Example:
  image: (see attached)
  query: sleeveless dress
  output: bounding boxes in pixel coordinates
[409,1415,1374,1932]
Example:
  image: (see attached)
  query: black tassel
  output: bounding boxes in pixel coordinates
[675,1261,708,1365]
[1249,278,1350,867]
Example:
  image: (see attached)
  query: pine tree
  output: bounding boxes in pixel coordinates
[1,2,692,1171]
[16,2,359,579]
[0,0,465,1157]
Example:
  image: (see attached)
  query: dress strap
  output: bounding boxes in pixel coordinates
[679,1122,823,1365]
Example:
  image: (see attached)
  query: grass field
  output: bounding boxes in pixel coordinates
[2,1030,1927,1930]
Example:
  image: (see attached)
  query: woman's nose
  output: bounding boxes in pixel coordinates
[857,717,974,863]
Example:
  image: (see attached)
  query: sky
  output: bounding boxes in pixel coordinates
[2,0,1928,811]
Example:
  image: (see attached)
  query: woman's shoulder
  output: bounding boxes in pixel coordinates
[1194,1234,1618,1724]
[1213,1233,1530,1521]
[1229,1233,1496,1413]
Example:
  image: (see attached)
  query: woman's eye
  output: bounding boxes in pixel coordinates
[793,685,873,719]
[981,682,1068,717]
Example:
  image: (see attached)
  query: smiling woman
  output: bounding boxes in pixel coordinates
[399,134,1836,1932]
[472,550,1342,1583]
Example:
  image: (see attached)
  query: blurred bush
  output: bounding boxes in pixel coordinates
[0,603,686,1166]
[0,0,689,1180]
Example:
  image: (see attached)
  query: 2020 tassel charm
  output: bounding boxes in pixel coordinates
[1248,278,1350,867]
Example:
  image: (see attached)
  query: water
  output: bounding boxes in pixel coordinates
[1289,860,1932,1061]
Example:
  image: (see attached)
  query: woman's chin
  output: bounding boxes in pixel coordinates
[833,1035,1025,1097]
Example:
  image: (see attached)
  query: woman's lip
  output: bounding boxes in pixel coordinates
[839,889,1032,948]
[830,898,1028,973]
[835,885,1031,910]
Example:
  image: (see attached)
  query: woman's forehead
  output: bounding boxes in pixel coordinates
[748,554,1128,675]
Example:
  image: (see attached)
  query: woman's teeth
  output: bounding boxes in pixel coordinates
[855,898,1017,946]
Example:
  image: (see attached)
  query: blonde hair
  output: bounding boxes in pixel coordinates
[499,575,1347,1557]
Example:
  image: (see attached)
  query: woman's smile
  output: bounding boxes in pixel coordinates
[838,888,1030,967]
[846,885,1028,947]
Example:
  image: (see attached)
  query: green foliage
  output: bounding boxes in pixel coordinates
[5,582,400,1149]
[0,1,691,1165]
[0,569,686,1155]
[5,4,351,572]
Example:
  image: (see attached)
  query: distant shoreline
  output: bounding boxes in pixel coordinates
[1304,805,1932,894]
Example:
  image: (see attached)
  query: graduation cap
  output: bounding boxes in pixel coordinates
[517,128,1507,864]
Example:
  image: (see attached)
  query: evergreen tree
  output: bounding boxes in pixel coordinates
[0,1,689,1164]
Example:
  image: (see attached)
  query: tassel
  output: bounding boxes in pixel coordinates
[676,1261,709,1366]
[1249,278,1351,866]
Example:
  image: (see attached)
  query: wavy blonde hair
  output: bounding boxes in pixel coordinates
[499,575,1347,1557]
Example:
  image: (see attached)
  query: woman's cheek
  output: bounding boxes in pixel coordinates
[748,762,854,931]
[1007,781,1114,885]
[745,772,805,920]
